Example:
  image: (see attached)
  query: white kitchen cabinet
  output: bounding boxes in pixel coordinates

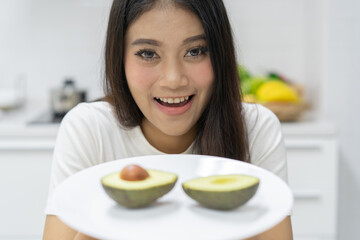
[283,122,338,240]
[0,126,57,240]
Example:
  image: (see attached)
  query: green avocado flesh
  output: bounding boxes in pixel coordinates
[101,169,177,208]
[182,174,260,210]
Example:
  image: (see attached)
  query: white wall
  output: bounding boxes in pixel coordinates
[0,0,324,111]
[0,0,112,103]
[324,0,360,239]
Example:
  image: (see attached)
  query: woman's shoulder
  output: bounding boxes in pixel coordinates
[241,103,287,181]
[242,102,280,128]
[58,101,124,140]
[62,101,115,125]
[242,102,283,146]
[65,101,112,117]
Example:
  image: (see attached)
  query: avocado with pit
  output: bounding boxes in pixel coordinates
[182,174,260,210]
[101,164,177,208]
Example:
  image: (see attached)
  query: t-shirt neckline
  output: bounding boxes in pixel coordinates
[132,125,195,155]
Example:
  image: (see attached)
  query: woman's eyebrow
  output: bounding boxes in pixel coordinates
[131,39,160,46]
[131,34,206,47]
[183,34,206,45]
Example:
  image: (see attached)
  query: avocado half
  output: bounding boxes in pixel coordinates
[101,169,177,208]
[182,174,260,210]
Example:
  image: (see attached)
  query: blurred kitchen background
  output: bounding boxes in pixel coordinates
[0,0,359,239]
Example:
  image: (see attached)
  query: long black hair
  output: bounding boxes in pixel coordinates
[104,0,250,162]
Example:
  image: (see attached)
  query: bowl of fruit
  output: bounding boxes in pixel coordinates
[238,66,308,122]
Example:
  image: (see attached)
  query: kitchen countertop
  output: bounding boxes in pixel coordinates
[0,99,59,138]
[281,120,337,137]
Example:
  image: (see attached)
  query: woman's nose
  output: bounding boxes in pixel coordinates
[158,59,188,89]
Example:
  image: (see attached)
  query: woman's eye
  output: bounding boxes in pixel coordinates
[142,51,155,58]
[135,50,159,61]
[185,46,208,57]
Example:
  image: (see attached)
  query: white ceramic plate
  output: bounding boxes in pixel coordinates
[53,154,293,240]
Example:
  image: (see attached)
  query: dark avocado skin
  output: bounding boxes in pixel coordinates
[102,179,177,208]
[182,182,259,210]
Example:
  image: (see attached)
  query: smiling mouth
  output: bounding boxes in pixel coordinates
[154,95,194,107]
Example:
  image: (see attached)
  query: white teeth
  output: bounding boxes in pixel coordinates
[156,96,191,104]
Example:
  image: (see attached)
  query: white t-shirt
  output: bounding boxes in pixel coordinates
[45,101,288,215]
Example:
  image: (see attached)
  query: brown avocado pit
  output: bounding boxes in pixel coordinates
[120,164,150,181]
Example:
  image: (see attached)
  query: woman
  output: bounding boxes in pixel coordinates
[43,0,293,239]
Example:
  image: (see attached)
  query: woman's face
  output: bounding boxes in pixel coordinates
[124,5,214,151]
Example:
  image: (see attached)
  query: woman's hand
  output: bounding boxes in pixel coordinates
[43,215,97,240]
[43,214,292,240]
[244,216,293,240]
